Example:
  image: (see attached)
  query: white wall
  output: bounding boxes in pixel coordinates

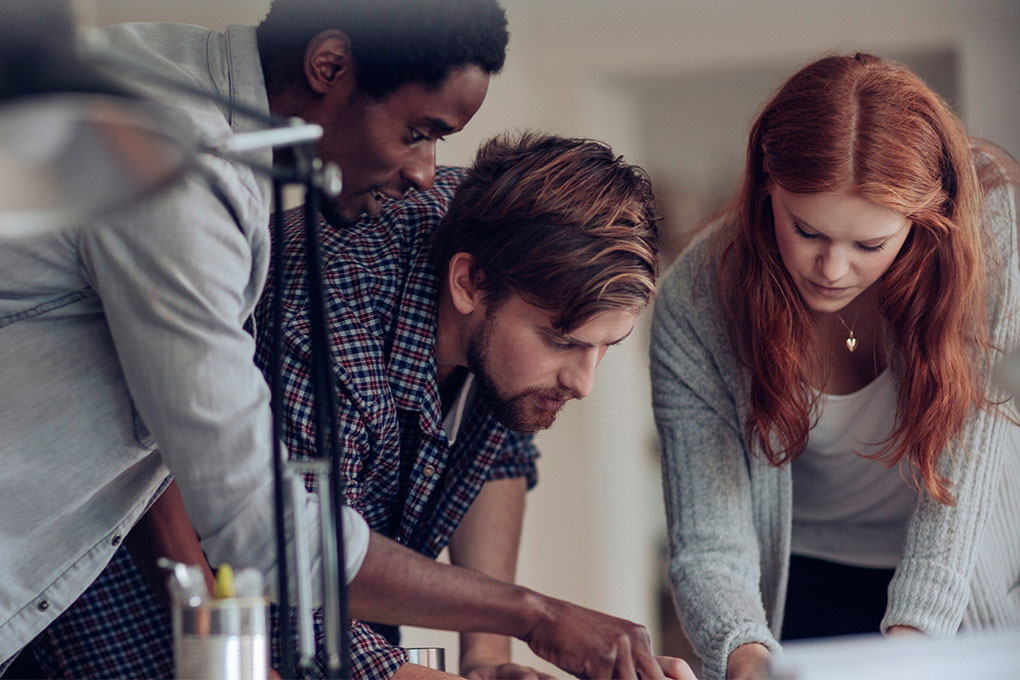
[87,1,1020,675]
[440,0,1020,165]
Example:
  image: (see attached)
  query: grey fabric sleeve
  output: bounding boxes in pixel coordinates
[650,241,781,680]
[883,148,1020,635]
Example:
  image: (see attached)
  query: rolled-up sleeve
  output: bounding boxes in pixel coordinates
[487,429,539,489]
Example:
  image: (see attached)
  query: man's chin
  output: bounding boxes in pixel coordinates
[340,199,368,222]
[498,406,559,434]
[328,187,380,225]
[320,198,359,229]
[531,407,560,431]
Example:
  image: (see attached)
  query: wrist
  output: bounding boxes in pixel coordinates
[886,624,923,636]
[459,631,512,672]
[492,584,550,641]
[512,587,558,643]
[727,642,771,680]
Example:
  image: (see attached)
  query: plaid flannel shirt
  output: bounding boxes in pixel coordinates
[21,167,538,680]
[254,166,539,678]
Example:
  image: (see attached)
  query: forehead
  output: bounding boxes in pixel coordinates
[366,64,489,128]
[772,185,911,240]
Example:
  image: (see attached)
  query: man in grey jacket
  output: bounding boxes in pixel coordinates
[0,0,504,672]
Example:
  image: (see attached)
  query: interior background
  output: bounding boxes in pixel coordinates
[82,0,1020,674]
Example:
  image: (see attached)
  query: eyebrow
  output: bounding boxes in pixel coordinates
[789,210,900,242]
[423,116,455,134]
[552,326,635,348]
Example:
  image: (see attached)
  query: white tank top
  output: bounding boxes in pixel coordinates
[791,369,918,568]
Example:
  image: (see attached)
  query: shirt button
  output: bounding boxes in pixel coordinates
[37,600,49,611]
[112,534,122,546]
[422,465,436,478]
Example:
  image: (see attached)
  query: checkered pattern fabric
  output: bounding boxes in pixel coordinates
[27,548,174,679]
[254,166,539,677]
[21,167,538,680]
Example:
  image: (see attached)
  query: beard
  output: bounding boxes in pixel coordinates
[466,311,567,434]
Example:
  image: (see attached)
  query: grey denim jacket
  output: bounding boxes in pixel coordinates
[0,23,367,661]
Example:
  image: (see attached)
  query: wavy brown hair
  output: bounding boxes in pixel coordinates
[719,53,991,505]
[431,132,660,331]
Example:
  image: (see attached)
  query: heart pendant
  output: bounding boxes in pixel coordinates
[846,336,858,352]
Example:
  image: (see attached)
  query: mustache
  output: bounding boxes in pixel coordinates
[521,387,574,402]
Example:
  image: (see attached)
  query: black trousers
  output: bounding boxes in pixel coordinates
[781,553,896,640]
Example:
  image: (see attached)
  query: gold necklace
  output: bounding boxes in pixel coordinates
[836,311,858,352]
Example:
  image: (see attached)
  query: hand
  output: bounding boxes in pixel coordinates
[391,662,460,679]
[520,594,697,679]
[726,643,770,680]
[886,625,923,637]
[462,661,555,680]
[461,654,696,680]
[657,655,698,680]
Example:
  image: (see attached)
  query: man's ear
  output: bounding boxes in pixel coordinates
[447,252,485,316]
[303,29,354,95]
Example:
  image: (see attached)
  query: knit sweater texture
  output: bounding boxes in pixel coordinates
[650,146,1020,680]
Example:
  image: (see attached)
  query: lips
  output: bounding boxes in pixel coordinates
[360,188,407,217]
[535,396,568,412]
[379,188,407,201]
[808,280,850,298]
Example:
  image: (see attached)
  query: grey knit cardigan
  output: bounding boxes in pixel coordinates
[650,147,1020,680]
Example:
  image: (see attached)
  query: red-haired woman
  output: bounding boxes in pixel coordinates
[650,53,1020,680]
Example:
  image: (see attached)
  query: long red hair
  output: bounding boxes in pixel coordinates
[719,53,990,505]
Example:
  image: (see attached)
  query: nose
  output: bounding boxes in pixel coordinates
[559,348,601,399]
[402,141,437,192]
[817,245,850,283]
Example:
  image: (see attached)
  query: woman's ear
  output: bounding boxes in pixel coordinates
[303,29,354,95]
[447,252,485,316]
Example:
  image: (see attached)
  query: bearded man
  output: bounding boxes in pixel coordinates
[258,132,666,678]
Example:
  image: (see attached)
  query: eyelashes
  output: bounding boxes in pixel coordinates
[792,222,817,240]
[856,241,886,253]
[408,127,447,144]
[792,221,886,252]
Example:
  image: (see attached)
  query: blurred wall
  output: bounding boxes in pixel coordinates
[436,2,1020,675]
[87,0,1020,675]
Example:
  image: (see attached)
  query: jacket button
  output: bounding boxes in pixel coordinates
[112,534,122,546]
[37,600,49,611]
[422,465,436,478]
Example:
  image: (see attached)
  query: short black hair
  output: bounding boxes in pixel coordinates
[256,0,508,100]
